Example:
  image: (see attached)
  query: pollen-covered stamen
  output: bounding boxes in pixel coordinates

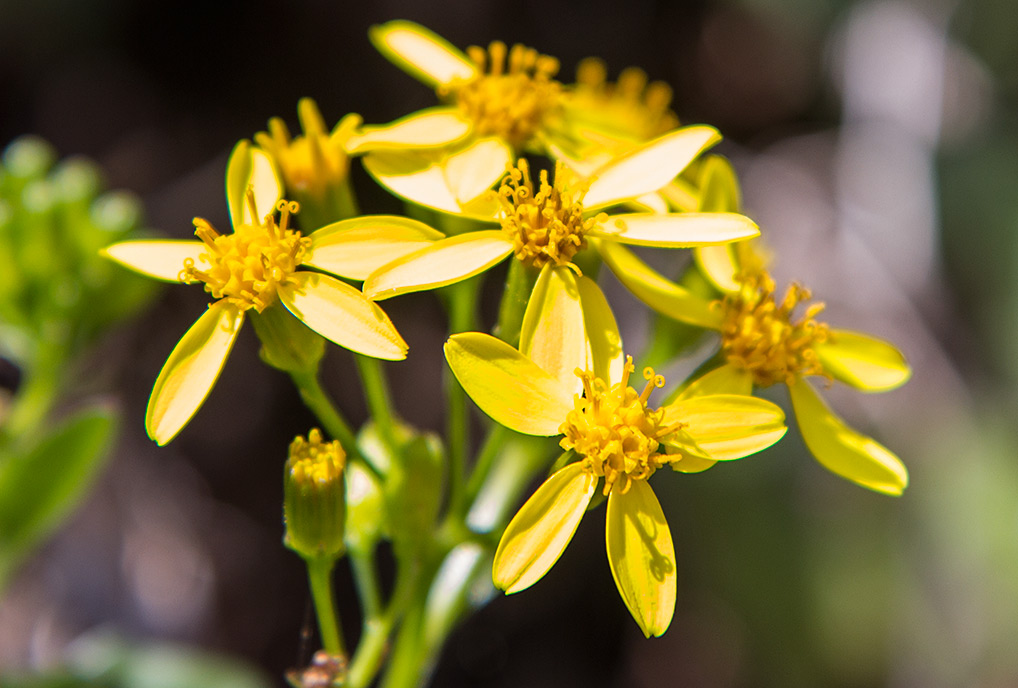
[444,41,562,150]
[719,270,830,387]
[181,192,311,312]
[495,159,605,270]
[573,58,679,140]
[559,358,681,496]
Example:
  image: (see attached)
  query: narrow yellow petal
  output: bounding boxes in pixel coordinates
[596,239,722,329]
[278,272,407,360]
[694,245,740,293]
[101,240,204,283]
[577,276,624,385]
[493,463,597,594]
[591,212,759,247]
[369,20,477,89]
[306,216,444,281]
[815,329,911,392]
[444,332,573,436]
[226,140,282,227]
[146,301,243,445]
[363,231,512,300]
[606,481,676,638]
[693,156,743,291]
[788,378,908,495]
[674,363,753,401]
[670,455,718,474]
[344,108,472,154]
[443,138,514,206]
[583,126,721,210]
[662,394,787,460]
[519,265,587,395]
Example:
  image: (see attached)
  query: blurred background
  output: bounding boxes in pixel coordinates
[1,0,1017,686]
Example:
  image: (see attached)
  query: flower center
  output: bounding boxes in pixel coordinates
[559,358,683,495]
[182,194,311,312]
[719,270,830,387]
[445,41,562,151]
[571,58,679,141]
[495,159,605,270]
[287,428,346,486]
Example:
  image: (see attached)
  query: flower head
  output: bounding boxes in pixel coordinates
[284,428,348,560]
[102,142,416,445]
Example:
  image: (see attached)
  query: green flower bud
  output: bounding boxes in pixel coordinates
[284,429,347,561]
[250,304,326,375]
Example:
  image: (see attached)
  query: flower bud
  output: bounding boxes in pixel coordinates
[284,429,347,560]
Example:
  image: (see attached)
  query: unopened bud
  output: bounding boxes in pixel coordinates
[284,429,347,560]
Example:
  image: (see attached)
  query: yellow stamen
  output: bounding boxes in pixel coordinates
[719,269,830,387]
[288,428,346,486]
[181,190,311,312]
[559,357,681,495]
[444,41,562,150]
[495,159,605,270]
[572,57,679,141]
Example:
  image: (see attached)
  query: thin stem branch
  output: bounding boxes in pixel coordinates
[354,355,400,454]
[289,369,360,461]
[306,556,345,657]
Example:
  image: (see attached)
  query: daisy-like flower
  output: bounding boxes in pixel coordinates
[444,280,787,637]
[362,127,759,311]
[344,20,568,157]
[604,159,911,494]
[101,142,441,445]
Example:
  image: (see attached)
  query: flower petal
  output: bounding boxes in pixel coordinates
[577,276,624,385]
[591,212,759,247]
[363,231,512,300]
[444,332,574,436]
[596,240,722,329]
[226,140,282,227]
[344,108,473,154]
[369,20,477,89]
[278,272,407,360]
[674,363,753,401]
[788,378,908,495]
[606,480,676,638]
[694,245,740,293]
[815,329,911,392]
[662,394,787,460]
[519,265,587,394]
[493,463,597,594]
[305,216,444,280]
[146,301,243,445]
[362,139,509,217]
[583,126,721,210]
[101,240,204,283]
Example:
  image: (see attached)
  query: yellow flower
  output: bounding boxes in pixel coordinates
[361,127,759,311]
[254,98,360,205]
[101,142,436,445]
[444,276,787,637]
[345,20,567,157]
[604,158,912,495]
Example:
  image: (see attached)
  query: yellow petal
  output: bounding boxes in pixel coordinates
[226,140,282,227]
[697,155,741,213]
[606,480,676,638]
[694,245,740,293]
[101,240,204,282]
[592,212,759,247]
[675,363,753,401]
[519,265,587,394]
[815,329,911,392]
[493,463,597,594]
[146,301,243,445]
[362,139,509,217]
[444,332,573,436]
[278,272,407,361]
[670,454,718,474]
[662,394,787,460]
[368,20,477,89]
[305,216,444,281]
[583,126,721,210]
[788,378,908,495]
[363,231,512,300]
[577,276,624,385]
[596,239,722,329]
[344,108,473,154]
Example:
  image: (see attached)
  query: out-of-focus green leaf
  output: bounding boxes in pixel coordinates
[385,433,444,560]
[0,406,117,587]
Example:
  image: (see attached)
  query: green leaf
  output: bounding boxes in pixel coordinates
[0,406,117,587]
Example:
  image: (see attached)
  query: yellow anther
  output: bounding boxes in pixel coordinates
[569,58,679,141]
[719,270,831,387]
[559,356,678,495]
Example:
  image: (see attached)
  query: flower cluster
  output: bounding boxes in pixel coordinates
[100,19,911,667]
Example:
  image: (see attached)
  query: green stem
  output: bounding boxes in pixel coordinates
[306,556,345,657]
[349,548,383,623]
[354,355,400,455]
[346,558,419,688]
[463,424,510,507]
[289,369,360,462]
[493,259,538,347]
